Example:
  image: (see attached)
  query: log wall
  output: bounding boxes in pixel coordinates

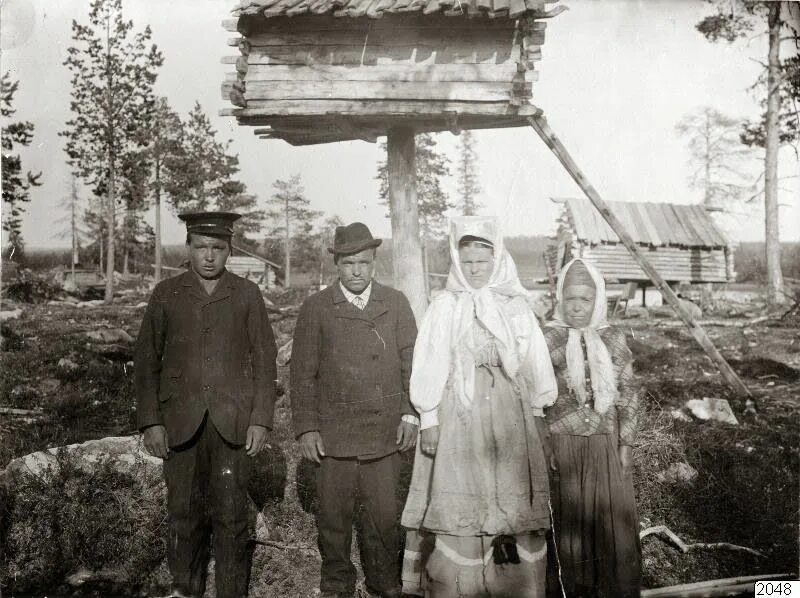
[580,242,731,284]
[222,14,544,115]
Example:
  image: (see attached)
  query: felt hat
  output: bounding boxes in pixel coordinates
[179,211,241,237]
[328,222,382,255]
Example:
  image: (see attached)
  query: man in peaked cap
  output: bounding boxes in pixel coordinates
[135,211,278,598]
[291,222,419,598]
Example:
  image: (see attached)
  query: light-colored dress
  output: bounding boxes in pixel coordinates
[400,216,558,598]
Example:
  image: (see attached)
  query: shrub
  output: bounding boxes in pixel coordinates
[0,448,167,596]
[3,269,62,303]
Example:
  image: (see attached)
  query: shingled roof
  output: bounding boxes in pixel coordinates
[233,0,562,19]
[558,197,730,248]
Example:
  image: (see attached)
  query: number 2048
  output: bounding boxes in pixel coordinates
[756,582,799,596]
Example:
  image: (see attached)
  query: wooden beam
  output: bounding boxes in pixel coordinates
[387,126,427,322]
[230,99,526,117]
[242,63,522,82]
[526,112,751,398]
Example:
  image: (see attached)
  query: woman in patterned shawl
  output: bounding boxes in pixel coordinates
[401,216,557,598]
[543,258,642,598]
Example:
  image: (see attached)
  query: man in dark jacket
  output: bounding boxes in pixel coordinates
[135,212,277,598]
[291,222,418,598]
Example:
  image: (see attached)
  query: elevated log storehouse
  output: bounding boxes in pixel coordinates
[221,0,563,318]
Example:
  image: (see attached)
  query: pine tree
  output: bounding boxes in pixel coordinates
[146,97,184,282]
[456,131,481,216]
[696,0,799,304]
[61,0,163,303]
[264,174,321,288]
[168,102,263,247]
[2,72,42,256]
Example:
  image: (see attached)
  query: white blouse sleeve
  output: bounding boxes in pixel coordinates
[409,293,455,430]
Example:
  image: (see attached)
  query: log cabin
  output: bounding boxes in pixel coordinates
[550,196,735,286]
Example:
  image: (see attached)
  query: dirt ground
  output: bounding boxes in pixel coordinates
[0,292,798,596]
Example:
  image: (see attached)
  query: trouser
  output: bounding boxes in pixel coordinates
[163,415,252,598]
[316,453,401,595]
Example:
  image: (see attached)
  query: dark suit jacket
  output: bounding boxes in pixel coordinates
[134,270,277,447]
[290,281,417,458]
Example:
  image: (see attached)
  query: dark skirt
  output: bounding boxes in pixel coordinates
[547,434,641,598]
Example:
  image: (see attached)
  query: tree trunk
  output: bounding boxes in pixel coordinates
[764,2,785,305]
[387,127,427,322]
[284,197,291,288]
[99,229,104,274]
[71,177,79,276]
[422,238,430,297]
[154,158,162,283]
[105,160,116,304]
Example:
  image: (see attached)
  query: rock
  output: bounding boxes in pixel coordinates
[675,298,702,319]
[657,462,699,486]
[58,357,80,371]
[0,308,22,321]
[38,378,61,395]
[277,339,293,366]
[623,306,648,319]
[76,299,105,308]
[3,436,162,482]
[670,409,692,422]
[85,328,135,343]
[685,397,739,425]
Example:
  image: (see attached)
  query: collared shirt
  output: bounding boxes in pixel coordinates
[339,281,372,310]
[339,280,419,428]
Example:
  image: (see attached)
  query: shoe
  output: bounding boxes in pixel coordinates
[166,585,196,598]
[320,591,353,598]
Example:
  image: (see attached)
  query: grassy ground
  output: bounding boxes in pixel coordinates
[1,292,798,595]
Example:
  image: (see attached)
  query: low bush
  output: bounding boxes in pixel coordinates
[0,449,167,596]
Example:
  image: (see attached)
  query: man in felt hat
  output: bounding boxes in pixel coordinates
[291,222,419,598]
[135,211,278,598]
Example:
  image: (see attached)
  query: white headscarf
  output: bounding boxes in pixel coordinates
[548,258,618,415]
[410,216,557,428]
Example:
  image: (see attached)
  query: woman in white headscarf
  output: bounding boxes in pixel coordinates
[401,216,557,598]
[543,258,641,598]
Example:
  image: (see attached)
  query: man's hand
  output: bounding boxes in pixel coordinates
[143,425,169,459]
[549,454,559,473]
[299,431,326,463]
[396,420,418,452]
[420,426,440,456]
[619,445,633,474]
[246,425,269,457]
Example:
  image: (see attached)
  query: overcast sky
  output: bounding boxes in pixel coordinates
[2,0,798,249]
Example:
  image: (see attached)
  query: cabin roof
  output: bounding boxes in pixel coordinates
[233,0,558,19]
[556,197,730,249]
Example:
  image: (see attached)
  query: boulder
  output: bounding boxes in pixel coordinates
[0,308,23,321]
[58,357,80,371]
[84,328,135,343]
[3,436,162,481]
[657,462,699,486]
[685,397,739,425]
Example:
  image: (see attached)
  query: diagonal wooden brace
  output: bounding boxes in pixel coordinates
[525,110,751,398]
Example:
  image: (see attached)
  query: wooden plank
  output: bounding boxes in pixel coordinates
[243,63,519,82]
[246,45,519,66]
[243,28,514,47]
[222,18,239,32]
[229,99,523,116]
[237,14,520,33]
[527,112,751,398]
[236,80,515,102]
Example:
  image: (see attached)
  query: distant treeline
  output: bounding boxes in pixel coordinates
[17,238,800,285]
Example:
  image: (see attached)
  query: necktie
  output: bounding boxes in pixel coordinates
[353,296,365,310]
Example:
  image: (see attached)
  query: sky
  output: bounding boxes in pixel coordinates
[1,0,798,250]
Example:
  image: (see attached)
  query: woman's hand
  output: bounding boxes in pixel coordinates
[420,426,440,456]
[618,445,633,474]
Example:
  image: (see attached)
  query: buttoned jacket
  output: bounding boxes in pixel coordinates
[290,281,417,458]
[134,270,277,447]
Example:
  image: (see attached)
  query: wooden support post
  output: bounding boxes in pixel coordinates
[387,126,428,322]
[526,112,751,398]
